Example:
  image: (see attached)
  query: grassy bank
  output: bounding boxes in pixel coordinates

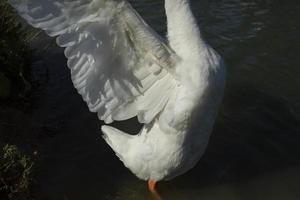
[0,0,33,107]
[0,1,36,199]
[0,145,34,200]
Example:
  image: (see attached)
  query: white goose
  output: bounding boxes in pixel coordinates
[9,0,225,194]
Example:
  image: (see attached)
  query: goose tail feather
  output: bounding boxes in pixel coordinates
[101,125,133,161]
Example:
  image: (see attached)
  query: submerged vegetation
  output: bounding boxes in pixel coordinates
[0,145,34,200]
[0,0,33,107]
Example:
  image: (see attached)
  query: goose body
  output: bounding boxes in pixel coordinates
[102,45,225,181]
[9,0,225,183]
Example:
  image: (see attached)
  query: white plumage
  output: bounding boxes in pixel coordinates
[9,0,225,182]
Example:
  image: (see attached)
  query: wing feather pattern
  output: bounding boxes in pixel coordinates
[9,0,180,123]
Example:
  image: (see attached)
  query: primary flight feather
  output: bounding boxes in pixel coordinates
[9,0,225,193]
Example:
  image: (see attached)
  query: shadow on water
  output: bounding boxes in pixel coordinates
[2,0,299,200]
[179,83,300,181]
[159,85,300,199]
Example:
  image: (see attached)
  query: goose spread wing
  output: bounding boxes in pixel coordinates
[9,0,180,123]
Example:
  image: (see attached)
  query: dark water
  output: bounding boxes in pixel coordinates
[9,0,300,199]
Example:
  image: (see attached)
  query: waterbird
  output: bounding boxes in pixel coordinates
[9,0,226,196]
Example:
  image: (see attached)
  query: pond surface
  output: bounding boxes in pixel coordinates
[18,0,300,199]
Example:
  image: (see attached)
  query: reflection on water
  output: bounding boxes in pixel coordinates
[20,0,300,199]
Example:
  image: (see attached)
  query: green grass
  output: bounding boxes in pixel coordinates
[0,2,36,199]
[0,0,33,104]
[0,145,34,200]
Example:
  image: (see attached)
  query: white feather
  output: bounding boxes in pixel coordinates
[9,0,226,182]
